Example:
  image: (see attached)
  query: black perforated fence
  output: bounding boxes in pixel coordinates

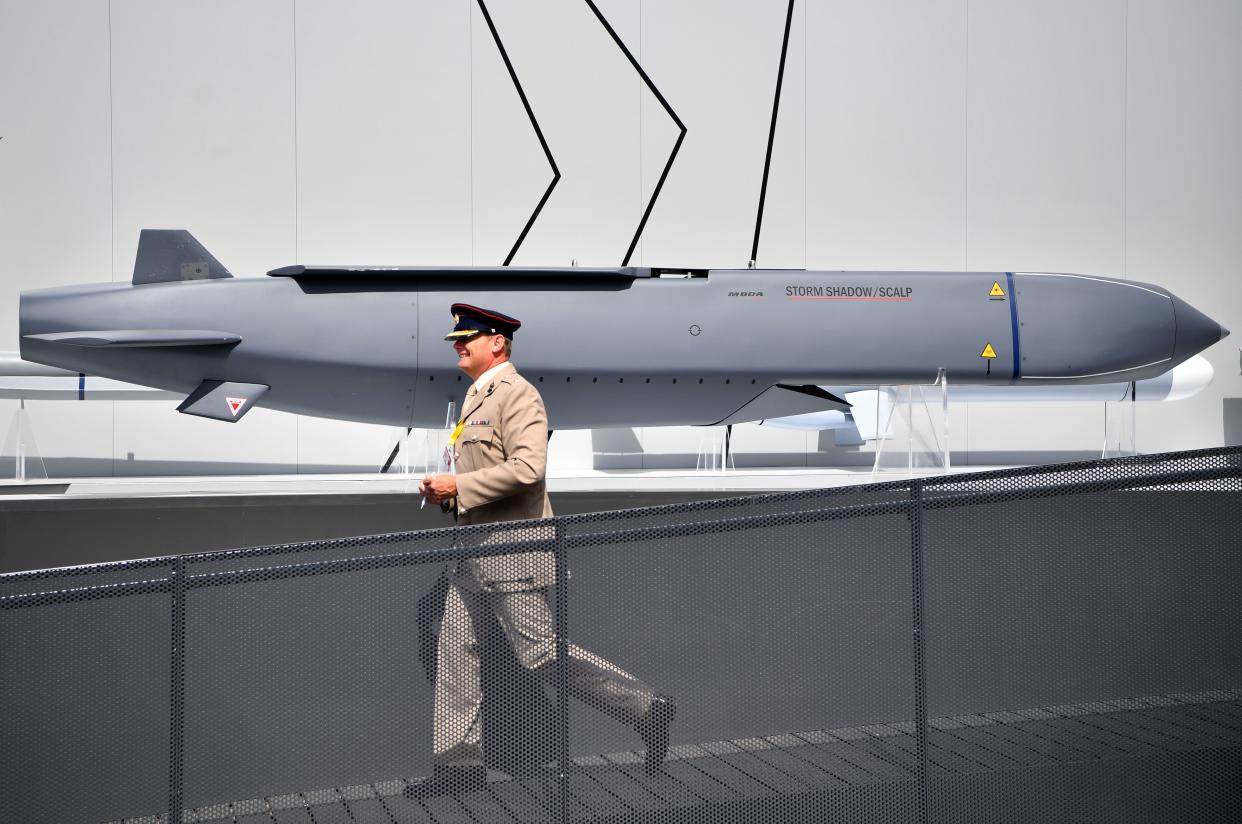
[2,448,1241,824]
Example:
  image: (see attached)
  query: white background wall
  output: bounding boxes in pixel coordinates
[1,0,1239,476]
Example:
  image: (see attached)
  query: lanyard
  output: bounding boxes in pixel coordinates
[447,418,467,447]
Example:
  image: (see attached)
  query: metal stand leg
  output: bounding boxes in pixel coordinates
[1102,381,1137,458]
[2,399,48,481]
[872,373,952,475]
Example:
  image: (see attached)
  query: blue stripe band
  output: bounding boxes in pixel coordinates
[1006,272,1020,381]
[78,373,85,400]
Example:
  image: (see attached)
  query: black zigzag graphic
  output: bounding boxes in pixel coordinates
[583,0,687,267]
[476,0,561,266]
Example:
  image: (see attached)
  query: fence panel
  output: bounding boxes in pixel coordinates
[0,588,172,824]
[0,448,1239,824]
[921,452,1242,823]
[560,492,922,823]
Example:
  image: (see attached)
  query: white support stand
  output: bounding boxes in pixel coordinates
[871,370,951,475]
[1102,382,1137,458]
[695,424,736,473]
[2,399,49,481]
[379,401,457,477]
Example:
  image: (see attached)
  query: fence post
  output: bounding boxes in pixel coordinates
[169,555,187,824]
[909,482,929,824]
[554,522,569,824]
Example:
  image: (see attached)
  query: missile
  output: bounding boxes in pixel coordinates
[18,230,1229,430]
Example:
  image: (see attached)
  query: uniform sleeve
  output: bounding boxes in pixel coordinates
[455,380,548,511]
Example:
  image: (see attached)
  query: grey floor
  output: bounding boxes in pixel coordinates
[118,689,1242,824]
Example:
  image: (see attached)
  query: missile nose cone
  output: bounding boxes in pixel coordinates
[1171,295,1229,364]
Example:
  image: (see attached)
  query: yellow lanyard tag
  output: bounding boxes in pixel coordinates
[447,418,466,447]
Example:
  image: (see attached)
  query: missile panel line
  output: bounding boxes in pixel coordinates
[1023,357,1173,381]
[1006,271,1021,381]
[266,265,650,279]
[583,0,687,267]
[1015,271,1173,299]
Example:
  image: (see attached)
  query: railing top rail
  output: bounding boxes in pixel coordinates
[2,446,1239,593]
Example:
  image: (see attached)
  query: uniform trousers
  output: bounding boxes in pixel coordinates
[433,562,654,766]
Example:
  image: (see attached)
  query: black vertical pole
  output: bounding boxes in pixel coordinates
[554,523,569,823]
[750,0,796,266]
[909,483,929,824]
[168,556,187,824]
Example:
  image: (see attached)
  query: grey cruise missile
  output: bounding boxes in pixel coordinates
[18,230,1229,430]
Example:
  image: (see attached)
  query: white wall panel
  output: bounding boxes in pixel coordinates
[470,0,568,266]
[295,0,471,265]
[0,1,112,340]
[548,427,595,471]
[638,0,801,269]
[725,422,812,468]
[1128,0,1242,450]
[806,0,967,270]
[470,0,640,267]
[296,415,400,473]
[109,0,296,280]
[0,1,115,475]
[112,403,299,475]
[108,0,298,471]
[1,399,115,479]
[966,0,1126,275]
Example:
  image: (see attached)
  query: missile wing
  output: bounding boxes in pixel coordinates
[18,230,1230,430]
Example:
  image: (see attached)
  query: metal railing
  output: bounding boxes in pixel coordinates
[2,446,1240,824]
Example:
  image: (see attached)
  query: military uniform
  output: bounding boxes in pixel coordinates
[427,307,661,775]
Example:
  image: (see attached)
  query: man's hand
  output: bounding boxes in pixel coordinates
[419,473,458,505]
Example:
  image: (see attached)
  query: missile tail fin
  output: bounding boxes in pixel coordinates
[132,229,233,285]
[177,380,267,422]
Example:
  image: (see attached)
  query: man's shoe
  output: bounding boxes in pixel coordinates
[404,764,487,800]
[635,695,676,774]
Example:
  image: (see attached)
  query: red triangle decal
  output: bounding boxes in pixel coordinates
[225,397,246,417]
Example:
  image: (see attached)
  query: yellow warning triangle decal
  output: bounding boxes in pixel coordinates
[980,342,998,359]
[989,281,1006,297]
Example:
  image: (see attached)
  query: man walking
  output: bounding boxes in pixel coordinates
[410,303,674,798]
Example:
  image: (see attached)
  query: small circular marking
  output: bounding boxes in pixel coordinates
[689,324,702,336]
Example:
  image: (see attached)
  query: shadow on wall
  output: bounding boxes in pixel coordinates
[1224,398,1242,445]
[591,428,643,469]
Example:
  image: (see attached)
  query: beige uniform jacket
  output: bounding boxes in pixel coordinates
[451,365,555,591]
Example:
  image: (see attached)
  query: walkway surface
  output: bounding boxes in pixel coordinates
[109,688,1242,824]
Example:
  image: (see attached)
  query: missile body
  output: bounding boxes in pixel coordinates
[18,233,1228,430]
